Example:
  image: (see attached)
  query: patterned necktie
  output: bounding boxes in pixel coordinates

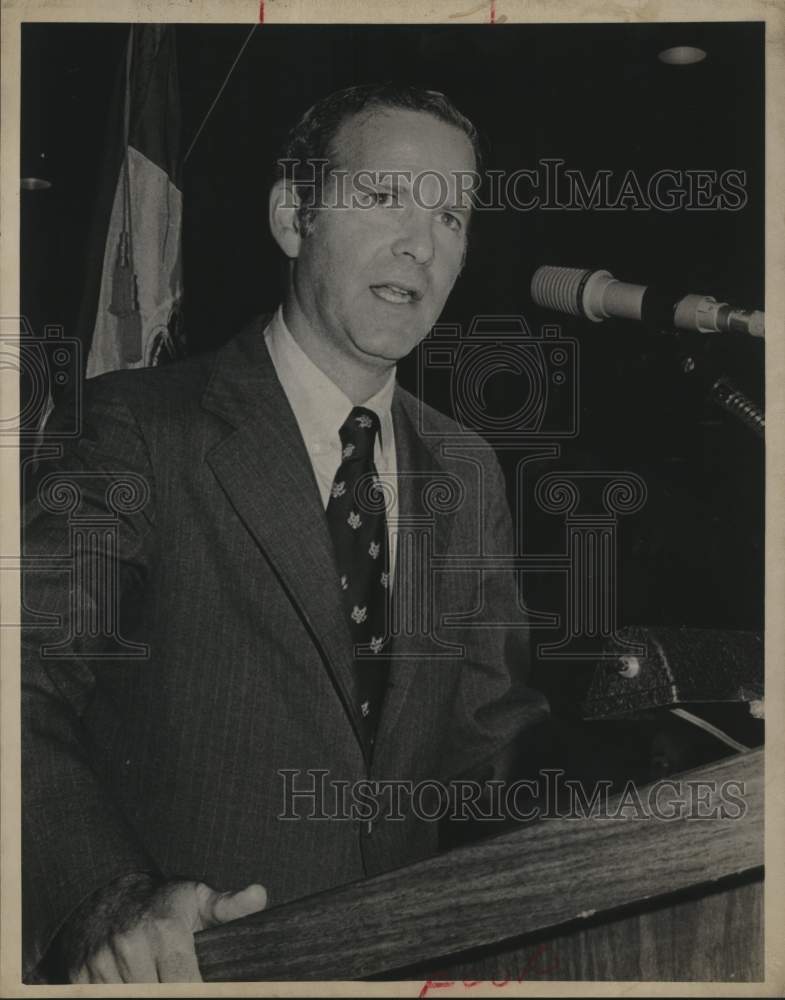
[325,406,391,750]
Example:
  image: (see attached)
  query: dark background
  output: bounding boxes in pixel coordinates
[20,22,764,752]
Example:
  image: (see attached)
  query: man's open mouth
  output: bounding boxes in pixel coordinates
[370,283,421,304]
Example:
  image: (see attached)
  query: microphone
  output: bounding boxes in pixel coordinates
[531,265,764,338]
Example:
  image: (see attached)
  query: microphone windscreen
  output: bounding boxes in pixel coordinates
[530,265,592,316]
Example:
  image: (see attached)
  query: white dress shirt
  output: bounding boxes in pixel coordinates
[264,307,398,577]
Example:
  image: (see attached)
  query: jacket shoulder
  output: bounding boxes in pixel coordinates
[80,314,271,414]
[83,350,215,411]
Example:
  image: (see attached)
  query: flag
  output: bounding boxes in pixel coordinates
[84,25,184,378]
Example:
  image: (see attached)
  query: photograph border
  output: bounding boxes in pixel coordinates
[2,1,782,995]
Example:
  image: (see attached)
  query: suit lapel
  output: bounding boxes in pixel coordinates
[374,389,456,756]
[201,322,366,751]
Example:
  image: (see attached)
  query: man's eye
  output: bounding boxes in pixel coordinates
[372,190,399,208]
[439,211,463,232]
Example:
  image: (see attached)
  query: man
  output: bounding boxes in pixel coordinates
[22,83,548,983]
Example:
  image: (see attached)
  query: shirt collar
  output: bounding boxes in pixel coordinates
[264,306,396,454]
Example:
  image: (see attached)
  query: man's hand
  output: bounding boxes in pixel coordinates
[58,872,267,983]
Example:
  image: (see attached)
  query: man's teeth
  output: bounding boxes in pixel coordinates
[374,284,414,303]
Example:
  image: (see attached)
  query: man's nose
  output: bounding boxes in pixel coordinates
[391,208,435,265]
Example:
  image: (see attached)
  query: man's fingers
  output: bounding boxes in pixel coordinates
[87,947,123,983]
[148,915,203,983]
[156,945,203,983]
[113,930,159,983]
[65,878,268,982]
[198,882,268,928]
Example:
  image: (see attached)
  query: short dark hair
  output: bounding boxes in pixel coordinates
[276,82,483,233]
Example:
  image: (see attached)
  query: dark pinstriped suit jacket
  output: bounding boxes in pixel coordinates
[21,316,548,977]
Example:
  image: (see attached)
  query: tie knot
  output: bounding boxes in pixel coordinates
[339,407,381,460]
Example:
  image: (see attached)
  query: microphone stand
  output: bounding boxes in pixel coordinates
[710,376,764,438]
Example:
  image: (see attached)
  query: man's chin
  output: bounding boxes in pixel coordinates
[353,329,429,366]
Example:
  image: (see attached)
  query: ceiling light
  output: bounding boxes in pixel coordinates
[21,177,52,191]
[658,46,707,66]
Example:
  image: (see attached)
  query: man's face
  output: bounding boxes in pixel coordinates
[289,107,475,374]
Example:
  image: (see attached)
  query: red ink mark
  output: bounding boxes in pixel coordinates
[490,0,496,24]
[259,0,265,23]
[419,979,455,998]
[420,945,559,997]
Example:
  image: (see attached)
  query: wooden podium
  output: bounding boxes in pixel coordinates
[194,749,763,983]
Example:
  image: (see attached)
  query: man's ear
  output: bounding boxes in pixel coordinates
[269,179,304,259]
